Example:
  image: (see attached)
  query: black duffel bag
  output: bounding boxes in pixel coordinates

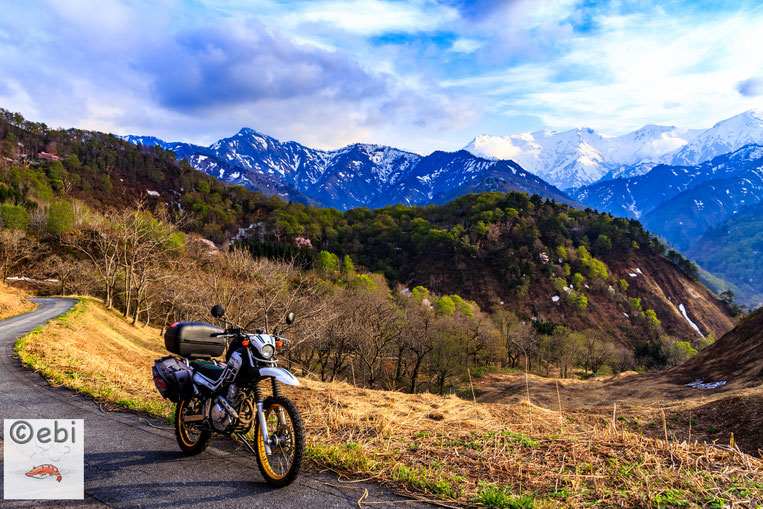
[152,355,194,402]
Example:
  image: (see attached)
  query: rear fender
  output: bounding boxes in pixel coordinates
[258,367,300,386]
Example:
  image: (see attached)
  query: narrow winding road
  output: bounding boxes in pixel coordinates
[0,298,428,508]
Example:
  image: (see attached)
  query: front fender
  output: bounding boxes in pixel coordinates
[258,367,300,386]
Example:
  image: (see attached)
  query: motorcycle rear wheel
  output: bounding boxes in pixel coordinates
[253,395,304,487]
[175,397,211,455]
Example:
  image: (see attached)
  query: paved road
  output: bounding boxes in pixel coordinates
[0,298,429,508]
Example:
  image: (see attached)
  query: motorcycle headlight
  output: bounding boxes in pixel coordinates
[260,344,275,359]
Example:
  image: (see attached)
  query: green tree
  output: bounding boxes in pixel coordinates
[99,174,113,193]
[195,180,210,194]
[316,250,339,275]
[0,204,29,230]
[571,272,584,288]
[435,296,455,316]
[47,201,76,236]
[566,292,588,310]
[593,234,612,254]
[644,309,661,327]
[341,255,355,275]
[450,294,474,316]
[351,274,377,291]
[411,286,430,303]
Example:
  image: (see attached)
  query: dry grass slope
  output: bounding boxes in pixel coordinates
[0,281,35,320]
[474,308,763,456]
[15,299,763,508]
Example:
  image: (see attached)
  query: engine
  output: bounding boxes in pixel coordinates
[210,399,233,432]
[207,384,254,433]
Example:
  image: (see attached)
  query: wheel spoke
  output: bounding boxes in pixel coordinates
[263,404,294,476]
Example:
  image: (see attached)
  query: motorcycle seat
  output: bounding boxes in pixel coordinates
[191,360,224,381]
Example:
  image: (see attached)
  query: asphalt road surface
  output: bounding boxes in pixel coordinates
[0,298,431,508]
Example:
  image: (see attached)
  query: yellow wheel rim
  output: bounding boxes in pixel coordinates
[257,404,295,480]
[177,400,200,448]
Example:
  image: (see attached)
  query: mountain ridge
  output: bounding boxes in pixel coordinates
[464,110,763,190]
[121,130,580,211]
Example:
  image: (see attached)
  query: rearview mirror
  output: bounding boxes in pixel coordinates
[285,312,296,325]
[211,304,225,318]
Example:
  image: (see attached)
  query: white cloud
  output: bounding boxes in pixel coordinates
[456,5,763,135]
[449,38,483,53]
[281,0,459,36]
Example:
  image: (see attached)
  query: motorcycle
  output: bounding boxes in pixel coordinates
[152,304,305,487]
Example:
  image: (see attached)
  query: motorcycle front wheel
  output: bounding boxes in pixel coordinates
[254,395,305,487]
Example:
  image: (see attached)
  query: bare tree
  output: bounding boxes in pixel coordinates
[0,229,40,280]
[348,288,402,388]
[399,296,436,393]
[579,329,615,374]
[427,316,467,394]
[65,214,123,309]
[38,254,94,295]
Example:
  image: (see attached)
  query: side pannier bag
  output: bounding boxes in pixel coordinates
[152,355,194,402]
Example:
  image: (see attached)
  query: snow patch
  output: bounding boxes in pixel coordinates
[685,380,726,389]
[629,273,638,277]
[552,296,560,302]
[678,303,705,338]
[146,190,160,196]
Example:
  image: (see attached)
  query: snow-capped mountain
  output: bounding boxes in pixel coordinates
[123,129,577,210]
[464,126,702,189]
[571,144,763,220]
[465,110,763,190]
[669,110,763,166]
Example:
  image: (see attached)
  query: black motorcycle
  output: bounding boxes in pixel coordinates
[152,305,304,487]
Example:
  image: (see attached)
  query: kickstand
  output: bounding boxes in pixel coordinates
[234,433,257,456]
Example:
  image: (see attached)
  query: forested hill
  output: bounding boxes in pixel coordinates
[246,192,735,344]
[0,108,735,346]
[0,109,300,243]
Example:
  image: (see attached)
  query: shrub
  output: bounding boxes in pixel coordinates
[644,309,661,327]
[435,296,455,316]
[0,203,29,230]
[46,201,75,236]
[566,292,588,309]
[316,250,340,274]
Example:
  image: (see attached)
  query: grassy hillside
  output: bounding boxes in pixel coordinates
[16,298,763,507]
[0,280,34,320]
[474,308,763,455]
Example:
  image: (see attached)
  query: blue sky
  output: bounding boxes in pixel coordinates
[0,0,761,153]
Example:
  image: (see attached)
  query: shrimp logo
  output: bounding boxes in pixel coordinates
[25,464,63,483]
[4,419,83,500]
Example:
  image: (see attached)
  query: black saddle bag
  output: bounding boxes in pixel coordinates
[152,355,194,402]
